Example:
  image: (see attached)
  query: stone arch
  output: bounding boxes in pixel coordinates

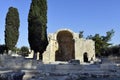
[55,30,75,61]
[83,52,88,62]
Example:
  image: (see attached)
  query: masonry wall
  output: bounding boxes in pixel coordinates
[43,29,95,63]
[75,38,95,62]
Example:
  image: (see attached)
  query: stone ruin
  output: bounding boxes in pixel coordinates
[0,54,120,80]
[43,29,96,63]
[0,28,120,80]
[27,29,96,63]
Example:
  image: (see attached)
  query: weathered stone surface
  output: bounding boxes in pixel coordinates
[42,29,95,63]
[28,71,120,80]
[0,71,25,80]
[0,55,42,70]
[68,59,80,65]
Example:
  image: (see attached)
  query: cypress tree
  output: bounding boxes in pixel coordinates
[5,7,20,51]
[28,0,48,60]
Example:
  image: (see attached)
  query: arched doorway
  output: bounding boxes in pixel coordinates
[55,30,75,61]
[84,52,88,62]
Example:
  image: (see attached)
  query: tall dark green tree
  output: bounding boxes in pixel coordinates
[87,29,114,57]
[5,7,20,51]
[104,45,120,56]
[28,0,48,60]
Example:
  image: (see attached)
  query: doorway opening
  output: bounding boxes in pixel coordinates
[84,52,88,62]
[55,30,75,61]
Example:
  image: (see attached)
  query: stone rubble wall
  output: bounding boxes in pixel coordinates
[26,63,120,80]
[0,71,25,80]
[0,55,120,80]
[43,29,96,63]
[0,55,42,70]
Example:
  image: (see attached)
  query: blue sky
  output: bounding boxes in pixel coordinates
[0,0,120,48]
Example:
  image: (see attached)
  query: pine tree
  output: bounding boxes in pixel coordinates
[5,7,20,51]
[28,0,48,60]
[86,29,114,57]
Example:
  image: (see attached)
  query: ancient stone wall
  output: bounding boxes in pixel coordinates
[43,29,95,63]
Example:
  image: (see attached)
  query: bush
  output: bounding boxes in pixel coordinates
[20,46,30,57]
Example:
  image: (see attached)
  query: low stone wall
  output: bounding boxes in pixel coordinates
[0,71,25,80]
[0,55,120,80]
[0,55,42,70]
[36,63,120,74]
[28,71,120,80]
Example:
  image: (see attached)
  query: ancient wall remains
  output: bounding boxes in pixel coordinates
[43,29,95,63]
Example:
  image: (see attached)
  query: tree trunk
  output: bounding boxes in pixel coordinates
[39,53,43,60]
[33,52,37,60]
